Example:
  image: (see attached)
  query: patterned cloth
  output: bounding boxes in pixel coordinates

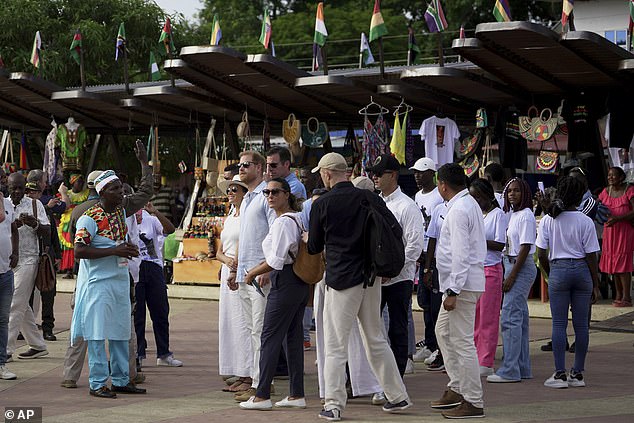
[59,189,89,271]
[361,114,390,175]
[75,203,127,246]
[404,111,416,167]
[43,125,63,185]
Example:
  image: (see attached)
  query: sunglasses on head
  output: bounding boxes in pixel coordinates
[238,161,253,169]
[266,162,279,169]
[226,186,240,194]
[262,188,288,197]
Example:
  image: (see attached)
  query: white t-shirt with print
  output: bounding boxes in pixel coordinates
[536,211,600,261]
[483,207,507,266]
[506,208,536,256]
[414,187,444,252]
[0,197,15,273]
[419,116,460,167]
[137,210,165,267]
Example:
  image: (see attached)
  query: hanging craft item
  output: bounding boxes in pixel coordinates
[458,130,481,159]
[201,125,218,171]
[476,108,488,128]
[262,119,271,152]
[236,111,251,150]
[460,154,480,178]
[178,160,187,173]
[342,123,359,167]
[479,129,493,178]
[282,113,301,145]
[2,131,17,174]
[301,117,329,148]
[519,106,558,142]
[193,126,203,181]
[535,134,560,173]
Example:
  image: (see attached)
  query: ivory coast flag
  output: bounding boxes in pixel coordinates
[314,2,328,47]
[369,0,388,42]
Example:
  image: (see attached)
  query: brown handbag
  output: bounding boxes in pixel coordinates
[32,199,56,292]
[282,113,301,145]
[284,216,325,285]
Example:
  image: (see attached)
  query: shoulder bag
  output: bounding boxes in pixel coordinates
[32,199,56,292]
[283,216,325,285]
[535,136,560,173]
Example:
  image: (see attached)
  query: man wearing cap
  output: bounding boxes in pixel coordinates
[72,170,145,398]
[410,157,444,363]
[308,152,412,421]
[6,173,50,361]
[367,154,424,378]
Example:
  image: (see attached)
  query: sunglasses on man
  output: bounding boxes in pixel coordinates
[238,161,254,169]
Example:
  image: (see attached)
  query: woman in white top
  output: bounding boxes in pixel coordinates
[469,178,507,377]
[537,176,600,389]
[216,175,252,392]
[240,178,308,410]
[488,178,537,383]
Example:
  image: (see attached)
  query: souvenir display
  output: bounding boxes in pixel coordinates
[460,154,480,178]
[459,131,481,159]
[282,113,301,145]
[302,117,329,148]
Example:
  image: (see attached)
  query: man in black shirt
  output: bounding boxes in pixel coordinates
[308,153,412,422]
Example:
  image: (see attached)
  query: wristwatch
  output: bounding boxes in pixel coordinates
[445,289,458,297]
[422,268,430,274]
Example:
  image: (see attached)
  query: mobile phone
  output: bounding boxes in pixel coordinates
[244,268,265,297]
[537,181,545,193]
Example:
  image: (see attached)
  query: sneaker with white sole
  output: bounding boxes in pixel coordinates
[371,392,386,405]
[0,365,17,380]
[426,354,445,372]
[382,399,413,413]
[544,371,568,389]
[239,396,273,410]
[404,358,415,374]
[17,348,48,359]
[318,408,341,421]
[479,366,494,377]
[413,346,433,362]
[424,349,438,365]
[274,396,306,408]
[487,374,520,383]
[568,370,585,387]
[157,355,183,367]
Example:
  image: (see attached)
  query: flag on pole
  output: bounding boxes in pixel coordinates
[19,133,28,170]
[159,18,176,55]
[115,23,126,61]
[360,32,375,65]
[313,44,323,70]
[561,0,574,28]
[30,31,42,68]
[314,2,328,47]
[629,0,634,49]
[460,26,466,39]
[259,8,272,49]
[210,14,222,45]
[408,26,420,63]
[493,0,512,23]
[149,51,160,81]
[369,0,388,42]
[271,40,276,57]
[70,29,82,65]
[424,0,448,33]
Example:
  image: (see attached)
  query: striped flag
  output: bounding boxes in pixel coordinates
[115,23,126,61]
[408,26,421,63]
[30,31,42,68]
[629,0,634,49]
[70,29,82,65]
[259,7,272,49]
[19,133,28,170]
[369,0,388,42]
[424,0,448,33]
[149,51,160,81]
[159,18,176,55]
[210,14,222,46]
[493,0,512,23]
[360,32,375,65]
[314,2,328,47]
[562,0,574,28]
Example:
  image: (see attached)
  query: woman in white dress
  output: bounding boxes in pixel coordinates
[216,175,252,392]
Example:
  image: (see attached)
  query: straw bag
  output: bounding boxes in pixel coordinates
[283,216,324,285]
[301,117,328,148]
[237,112,250,139]
[282,114,301,145]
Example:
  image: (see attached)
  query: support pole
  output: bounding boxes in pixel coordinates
[123,48,130,94]
[321,45,329,75]
[437,32,444,67]
[80,43,86,91]
[378,37,385,78]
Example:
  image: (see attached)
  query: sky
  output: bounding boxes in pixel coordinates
[154,0,203,22]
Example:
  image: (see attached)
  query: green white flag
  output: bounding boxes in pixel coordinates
[149,51,160,81]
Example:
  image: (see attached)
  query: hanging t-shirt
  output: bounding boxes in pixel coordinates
[483,207,507,267]
[419,116,460,166]
[535,211,600,261]
[414,187,444,252]
[137,210,165,267]
[506,207,536,256]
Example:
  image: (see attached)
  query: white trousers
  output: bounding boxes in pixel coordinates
[7,263,46,355]
[435,291,484,408]
[238,281,270,388]
[323,281,408,411]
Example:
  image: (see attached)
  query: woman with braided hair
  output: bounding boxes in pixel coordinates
[536,176,600,388]
[487,178,537,383]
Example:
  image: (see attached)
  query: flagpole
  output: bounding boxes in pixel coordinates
[321,45,329,75]
[378,37,385,78]
[437,33,444,67]
[169,50,175,87]
[407,49,412,66]
[80,41,86,91]
[359,51,363,69]
[123,47,130,94]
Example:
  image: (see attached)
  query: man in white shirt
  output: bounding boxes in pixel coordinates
[230,150,277,401]
[431,163,486,419]
[0,192,19,379]
[368,155,424,377]
[6,173,50,361]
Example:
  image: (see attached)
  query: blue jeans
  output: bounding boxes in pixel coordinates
[0,271,14,365]
[87,339,129,390]
[496,257,536,381]
[548,259,592,373]
[303,307,313,343]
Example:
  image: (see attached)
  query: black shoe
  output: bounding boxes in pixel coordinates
[426,354,445,372]
[17,332,24,341]
[18,348,48,359]
[382,399,412,412]
[89,386,117,398]
[568,342,575,353]
[541,341,553,351]
[111,383,146,394]
[43,332,57,341]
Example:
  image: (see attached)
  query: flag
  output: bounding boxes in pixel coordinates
[313,44,323,70]
[424,0,448,33]
[210,14,222,45]
[115,23,126,61]
[259,7,272,49]
[562,0,574,28]
[149,51,160,81]
[369,0,388,42]
[460,25,466,39]
[630,0,634,48]
[408,26,420,63]
[70,29,82,65]
[493,0,512,23]
[159,18,176,55]
[360,32,375,65]
[314,2,328,47]
[30,31,42,68]
[19,133,28,170]
[271,40,276,57]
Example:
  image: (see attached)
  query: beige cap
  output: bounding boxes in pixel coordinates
[351,176,375,191]
[311,152,348,174]
[87,170,103,189]
[217,174,249,193]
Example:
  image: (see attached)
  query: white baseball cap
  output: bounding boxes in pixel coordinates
[409,157,437,172]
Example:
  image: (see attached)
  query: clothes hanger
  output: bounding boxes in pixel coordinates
[435,106,446,119]
[393,98,413,116]
[358,96,389,116]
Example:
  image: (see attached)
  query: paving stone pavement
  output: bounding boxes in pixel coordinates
[1,293,633,422]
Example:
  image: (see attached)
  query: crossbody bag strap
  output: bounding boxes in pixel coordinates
[31,199,44,254]
[281,214,303,262]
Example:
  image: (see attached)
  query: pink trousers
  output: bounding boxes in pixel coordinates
[474,263,503,368]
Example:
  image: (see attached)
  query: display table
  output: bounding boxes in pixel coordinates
[173,238,222,285]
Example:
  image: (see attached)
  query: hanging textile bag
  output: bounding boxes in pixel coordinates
[460,154,480,178]
[458,130,481,159]
[302,117,329,148]
[282,113,301,145]
[535,137,560,173]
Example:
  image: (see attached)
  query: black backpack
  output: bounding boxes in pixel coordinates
[361,194,405,287]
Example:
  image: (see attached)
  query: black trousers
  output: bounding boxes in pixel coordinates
[135,261,171,359]
[256,265,309,399]
[28,287,56,333]
[417,265,442,352]
[381,280,413,377]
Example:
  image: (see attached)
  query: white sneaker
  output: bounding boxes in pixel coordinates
[157,355,183,367]
[479,366,494,377]
[274,396,306,408]
[0,365,17,380]
[424,349,438,365]
[404,358,415,374]
[487,374,520,383]
[413,346,433,362]
[568,370,585,388]
[371,392,386,405]
[239,396,273,410]
[544,372,568,389]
